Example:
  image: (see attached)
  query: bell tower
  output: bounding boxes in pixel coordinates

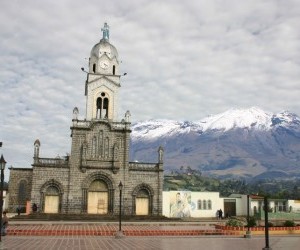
[85,23,120,121]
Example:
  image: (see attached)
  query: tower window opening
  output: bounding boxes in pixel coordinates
[113,65,115,75]
[93,63,96,73]
[96,94,109,119]
[103,98,109,118]
[96,97,102,119]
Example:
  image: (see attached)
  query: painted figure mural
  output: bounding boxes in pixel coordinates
[169,191,195,218]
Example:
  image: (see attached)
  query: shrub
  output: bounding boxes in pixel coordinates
[246,216,257,227]
[267,222,274,227]
[283,220,295,227]
[226,218,243,227]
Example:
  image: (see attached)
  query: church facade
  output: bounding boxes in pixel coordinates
[8,23,164,216]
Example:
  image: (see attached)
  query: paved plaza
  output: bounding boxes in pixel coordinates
[1,235,300,250]
[2,220,300,249]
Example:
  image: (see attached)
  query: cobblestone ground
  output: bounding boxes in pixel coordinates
[1,236,300,250]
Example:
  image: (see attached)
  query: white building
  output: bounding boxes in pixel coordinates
[163,191,223,218]
[288,200,300,212]
[163,191,300,219]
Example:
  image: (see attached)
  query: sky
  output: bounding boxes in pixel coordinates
[0,0,300,175]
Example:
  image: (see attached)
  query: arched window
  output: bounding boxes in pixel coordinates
[18,180,27,207]
[92,136,97,158]
[203,200,207,210]
[93,63,96,73]
[104,137,109,158]
[208,200,212,210]
[113,65,115,75]
[98,130,103,157]
[197,200,202,210]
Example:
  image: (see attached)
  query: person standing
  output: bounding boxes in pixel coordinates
[1,211,8,236]
[218,209,223,220]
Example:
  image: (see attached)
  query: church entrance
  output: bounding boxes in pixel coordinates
[135,189,150,215]
[44,186,59,213]
[45,196,59,213]
[87,180,108,214]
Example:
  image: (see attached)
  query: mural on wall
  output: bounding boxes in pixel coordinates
[169,191,195,217]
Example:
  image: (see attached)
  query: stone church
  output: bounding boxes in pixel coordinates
[8,23,164,216]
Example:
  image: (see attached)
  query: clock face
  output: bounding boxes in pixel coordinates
[100,61,109,69]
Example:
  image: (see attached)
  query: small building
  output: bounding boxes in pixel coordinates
[163,191,300,219]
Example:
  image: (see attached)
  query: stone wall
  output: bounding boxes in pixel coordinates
[8,168,33,212]
[30,165,69,213]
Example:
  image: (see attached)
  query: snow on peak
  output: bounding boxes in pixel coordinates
[131,119,197,141]
[131,108,299,141]
[272,111,300,128]
[197,107,273,132]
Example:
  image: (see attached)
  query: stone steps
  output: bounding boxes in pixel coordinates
[7,228,238,236]
[11,214,177,222]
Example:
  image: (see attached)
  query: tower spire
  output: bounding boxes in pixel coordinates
[101,22,109,41]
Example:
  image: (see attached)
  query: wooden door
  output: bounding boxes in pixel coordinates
[44,195,59,213]
[88,191,108,214]
[136,197,149,215]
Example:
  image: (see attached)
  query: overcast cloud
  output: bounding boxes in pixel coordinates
[1,0,300,176]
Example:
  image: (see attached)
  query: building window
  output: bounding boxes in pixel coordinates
[203,200,207,210]
[113,65,115,75]
[208,200,212,210]
[197,200,202,210]
[93,63,96,73]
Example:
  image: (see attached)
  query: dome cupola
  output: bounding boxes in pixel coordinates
[89,23,119,74]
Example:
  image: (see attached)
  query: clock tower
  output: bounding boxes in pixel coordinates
[85,23,120,121]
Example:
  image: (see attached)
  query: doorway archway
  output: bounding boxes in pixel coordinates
[132,184,154,216]
[87,180,108,214]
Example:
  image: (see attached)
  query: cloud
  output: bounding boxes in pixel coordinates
[0,0,300,172]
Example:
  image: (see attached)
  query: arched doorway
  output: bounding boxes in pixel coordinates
[132,184,153,216]
[136,189,150,215]
[40,180,63,214]
[44,186,59,213]
[87,180,108,214]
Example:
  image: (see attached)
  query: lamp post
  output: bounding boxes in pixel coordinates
[263,196,272,250]
[115,181,123,238]
[245,194,251,238]
[0,154,6,242]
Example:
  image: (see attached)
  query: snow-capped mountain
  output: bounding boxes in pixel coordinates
[130,107,300,180]
[198,107,273,131]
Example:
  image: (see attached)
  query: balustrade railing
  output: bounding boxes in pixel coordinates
[72,119,130,130]
[36,157,68,167]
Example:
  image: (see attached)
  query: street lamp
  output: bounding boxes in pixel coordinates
[115,181,123,238]
[263,196,271,250]
[245,194,251,238]
[0,154,6,242]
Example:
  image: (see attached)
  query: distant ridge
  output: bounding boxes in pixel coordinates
[130,107,300,180]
